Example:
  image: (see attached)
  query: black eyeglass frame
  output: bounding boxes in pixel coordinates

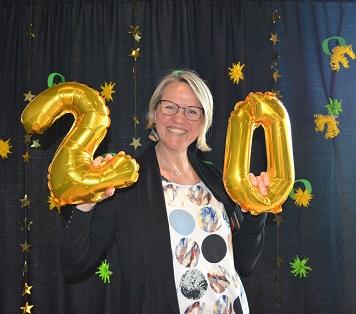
[158,99,204,121]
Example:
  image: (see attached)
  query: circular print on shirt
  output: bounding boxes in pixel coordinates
[169,209,195,235]
[175,237,200,268]
[187,185,212,206]
[201,234,227,263]
[207,265,231,293]
[233,297,243,314]
[214,295,233,314]
[184,301,210,314]
[197,206,221,232]
[163,183,178,205]
[179,269,208,300]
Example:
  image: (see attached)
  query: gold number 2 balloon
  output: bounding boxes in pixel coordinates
[223,92,295,215]
[21,82,139,207]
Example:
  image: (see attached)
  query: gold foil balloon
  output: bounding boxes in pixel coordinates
[223,92,294,215]
[21,82,139,207]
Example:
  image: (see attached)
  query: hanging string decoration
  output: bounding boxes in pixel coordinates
[128,2,143,151]
[270,8,282,98]
[19,1,36,312]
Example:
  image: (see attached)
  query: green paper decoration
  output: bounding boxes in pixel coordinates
[47,72,66,87]
[289,179,312,200]
[96,259,113,283]
[322,36,346,55]
[290,256,312,278]
[326,98,343,116]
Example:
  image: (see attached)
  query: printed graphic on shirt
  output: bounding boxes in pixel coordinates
[163,180,249,314]
[175,237,200,267]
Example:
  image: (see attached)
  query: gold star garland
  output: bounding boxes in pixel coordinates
[19,1,35,312]
[270,8,282,98]
[269,4,283,307]
[129,1,142,151]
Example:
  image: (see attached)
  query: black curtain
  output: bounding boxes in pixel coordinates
[0,1,355,313]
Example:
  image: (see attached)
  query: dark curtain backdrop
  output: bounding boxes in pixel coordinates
[1,1,355,313]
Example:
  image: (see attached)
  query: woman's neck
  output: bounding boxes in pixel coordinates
[155,142,190,170]
[155,142,201,184]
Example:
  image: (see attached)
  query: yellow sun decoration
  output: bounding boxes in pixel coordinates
[100,82,116,102]
[228,62,245,84]
[294,187,313,207]
[0,138,12,159]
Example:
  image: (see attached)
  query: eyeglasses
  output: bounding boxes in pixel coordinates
[159,100,204,121]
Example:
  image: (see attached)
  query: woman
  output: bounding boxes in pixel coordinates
[61,69,269,314]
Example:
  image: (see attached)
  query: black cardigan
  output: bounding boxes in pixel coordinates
[61,143,267,313]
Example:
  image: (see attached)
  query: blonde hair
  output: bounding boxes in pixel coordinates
[146,69,213,152]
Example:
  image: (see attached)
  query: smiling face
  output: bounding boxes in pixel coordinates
[154,81,204,153]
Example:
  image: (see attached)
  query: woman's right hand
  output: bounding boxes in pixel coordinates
[76,154,116,212]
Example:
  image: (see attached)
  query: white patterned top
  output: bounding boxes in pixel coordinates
[162,178,249,314]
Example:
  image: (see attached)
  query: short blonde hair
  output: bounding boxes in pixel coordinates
[146,69,213,152]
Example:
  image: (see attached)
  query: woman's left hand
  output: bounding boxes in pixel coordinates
[249,172,270,196]
[240,172,270,213]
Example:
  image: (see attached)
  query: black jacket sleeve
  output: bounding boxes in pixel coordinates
[233,209,267,277]
[60,202,117,279]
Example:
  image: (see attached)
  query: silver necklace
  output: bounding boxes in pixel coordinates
[156,150,189,177]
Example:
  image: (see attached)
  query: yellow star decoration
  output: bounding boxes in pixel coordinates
[0,138,12,159]
[228,62,245,85]
[133,116,140,126]
[270,33,279,46]
[23,261,28,276]
[19,218,33,231]
[20,194,31,208]
[129,25,142,42]
[20,302,34,314]
[20,241,31,253]
[293,187,313,207]
[31,139,41,148]
[22,151,30,162]
[48,195,62,213]
[130,137,142,150]
[330,45,356,71]
[273,214,284,226]
[23,90,35,102]
[314,114,340,139]
[272,70,282,82]
[100,81,116,102]
[130,48,141,61]
[22,282,33,296]
[24,133,32,144]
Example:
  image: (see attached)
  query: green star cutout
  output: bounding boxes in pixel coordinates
[290,256,312,278]
[326,97,343,116]
[96,259,113,283]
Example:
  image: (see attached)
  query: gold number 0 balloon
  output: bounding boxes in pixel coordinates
[21,82,139,207]
[223,92,295,215]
